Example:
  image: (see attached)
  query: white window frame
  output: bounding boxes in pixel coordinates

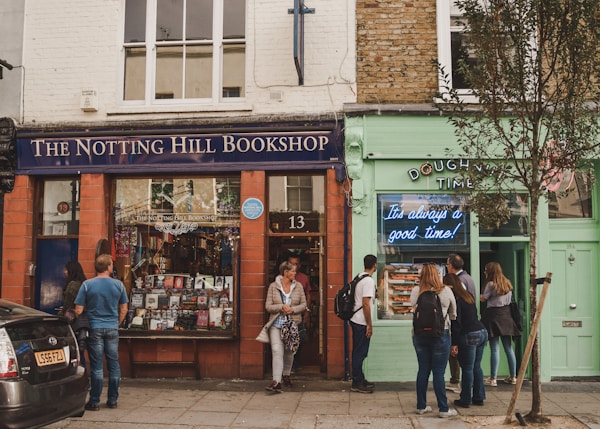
[436,0,478,103]
[120,0,246,107]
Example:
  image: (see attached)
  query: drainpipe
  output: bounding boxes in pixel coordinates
[343,198,350,381]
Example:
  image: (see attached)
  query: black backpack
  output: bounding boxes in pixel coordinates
[413,290,445,337]
[334,273,369,321]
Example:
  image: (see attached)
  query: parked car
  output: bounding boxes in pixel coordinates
[0,299,88,429]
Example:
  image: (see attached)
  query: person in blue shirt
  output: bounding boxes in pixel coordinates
[75,254,129,411]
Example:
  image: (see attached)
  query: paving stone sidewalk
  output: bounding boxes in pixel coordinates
[46,377,600,429]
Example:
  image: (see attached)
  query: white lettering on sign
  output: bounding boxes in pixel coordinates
[384,205,465,244]
[28,134,330,158]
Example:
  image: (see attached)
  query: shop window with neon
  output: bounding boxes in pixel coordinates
[113,177,240,333]
[376,194,470,320]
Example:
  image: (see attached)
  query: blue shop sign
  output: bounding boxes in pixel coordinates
[16,129,342,174]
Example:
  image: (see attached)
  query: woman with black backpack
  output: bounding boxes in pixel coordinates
[409,263,457,418]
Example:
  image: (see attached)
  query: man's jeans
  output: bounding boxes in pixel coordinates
[457,328,488,404]
[412,331,451,412]
[350,321,370,386]
[87,328,121,405]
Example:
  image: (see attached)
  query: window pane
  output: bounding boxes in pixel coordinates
[157,0,184,41]
[40,180,80,236]
[223,0,245,39]
[185,45,213,98]
[187,0,213,40]
[451,30,475,89]
[222,43,245,97]
[125,0,146,42]
[156,46,183,99]
[268,175,325,233]
[124,47,146,100]
[548,173,593,218]
[113,177,240,334]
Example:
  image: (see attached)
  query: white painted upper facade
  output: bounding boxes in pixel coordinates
[17,0,356,125]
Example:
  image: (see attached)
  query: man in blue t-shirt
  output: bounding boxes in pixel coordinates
[75,254,129,411]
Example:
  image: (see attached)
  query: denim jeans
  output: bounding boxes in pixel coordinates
[350,322,370,386]
[87,328,121,405]
[489,335,517,378]
[412,331,451,412]
[458,328,488,404]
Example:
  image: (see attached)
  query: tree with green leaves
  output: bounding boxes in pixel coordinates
[437,0,599,423]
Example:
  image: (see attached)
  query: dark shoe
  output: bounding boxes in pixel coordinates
[106,402,118,409]
[85,402,100,411]
[265,381,282,393]
[472,399,484,406]
[282,375,292,387]
[363,379,375,389]
[351,384,373,394]
[454,399,470,408]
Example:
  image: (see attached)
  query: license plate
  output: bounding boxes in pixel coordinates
[34,349,66,367]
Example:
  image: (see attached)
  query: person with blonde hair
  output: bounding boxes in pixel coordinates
[264,260,307,393]
[410,263,457,418]
[480,262,521,386]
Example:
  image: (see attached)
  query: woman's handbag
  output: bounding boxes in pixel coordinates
[509,300,522,332]
[255,317,275,344]
[281,316,300,353]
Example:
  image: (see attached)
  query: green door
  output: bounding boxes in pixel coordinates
[550,243,600,377]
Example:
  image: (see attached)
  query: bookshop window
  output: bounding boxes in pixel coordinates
[548,172,593,219]
[376,194,469,320]
[113,176,240,333]
[38,179,80,236]
[268,175,325,233]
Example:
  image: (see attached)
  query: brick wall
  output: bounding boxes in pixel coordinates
[356,0,439,104]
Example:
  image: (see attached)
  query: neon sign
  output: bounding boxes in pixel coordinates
[378,194,469,249]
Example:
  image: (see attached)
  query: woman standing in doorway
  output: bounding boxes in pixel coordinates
[264,261,307,393]
[480,262,521,386]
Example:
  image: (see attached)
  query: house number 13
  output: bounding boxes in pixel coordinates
[288,215,305,229]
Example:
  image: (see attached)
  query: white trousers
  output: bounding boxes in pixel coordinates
[269,325,295,383]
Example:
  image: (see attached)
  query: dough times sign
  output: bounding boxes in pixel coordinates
[378,194,469,250]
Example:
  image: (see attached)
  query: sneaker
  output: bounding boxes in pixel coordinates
[106,402,118,409]
[84,402,100,411]
[416,405,432,415]
[265,381,282,393]
[453,399,470,408]
[282,375,292,387]
[351,384,373,394]
[445,382,461,393]
[439,409,458,418]
[484,377,497,387]
[503,376,517,385]
[363,379,375,389]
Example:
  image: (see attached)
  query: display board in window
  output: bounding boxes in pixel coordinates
[379,263,420,320]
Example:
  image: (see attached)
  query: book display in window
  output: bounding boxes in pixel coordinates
[124,274,234,332]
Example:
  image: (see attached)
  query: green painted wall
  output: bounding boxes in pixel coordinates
[345,115,600,383]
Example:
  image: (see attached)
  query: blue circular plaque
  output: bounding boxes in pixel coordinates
[241,197,264,220]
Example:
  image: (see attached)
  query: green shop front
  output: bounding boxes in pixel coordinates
[344,114,600,382]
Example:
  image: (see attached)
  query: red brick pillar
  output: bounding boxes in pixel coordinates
[325,168,350,379]
[78,174,110,277]
[238,170,268,379]
[1,176,34,305]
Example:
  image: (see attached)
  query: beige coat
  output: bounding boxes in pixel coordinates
[265,276,307,325]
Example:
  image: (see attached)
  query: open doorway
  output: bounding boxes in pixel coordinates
[267,174,326,375]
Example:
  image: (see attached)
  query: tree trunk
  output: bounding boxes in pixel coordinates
[526,195,549,423]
